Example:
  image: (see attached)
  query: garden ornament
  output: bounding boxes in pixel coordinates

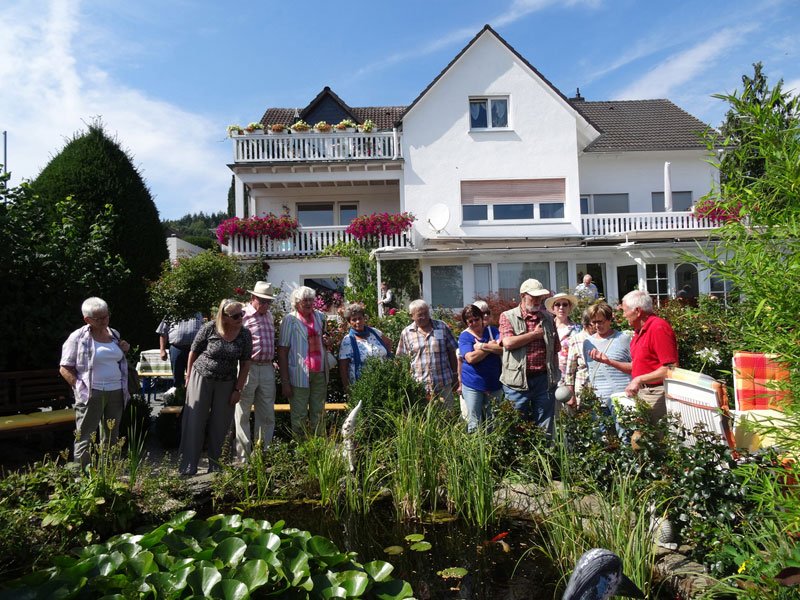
[562,548,644,599]
[341,399,363,472]
[555,385,573,404]
[648,503,678,550]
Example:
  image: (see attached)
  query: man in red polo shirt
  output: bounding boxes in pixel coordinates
[620,290,678,423]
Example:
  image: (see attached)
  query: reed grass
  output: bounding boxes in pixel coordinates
[343,438,390,515]
[300,434,348,514]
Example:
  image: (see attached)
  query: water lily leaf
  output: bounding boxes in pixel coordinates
[383,546,404,556]
[332,570,369,597]
[166,510,197,530]
[308,536,340,557]
[437,567,468,579]
[213,538,248,567]
[185,520,212,541]
[219,514,243,532]
[96,552,125,576]
[285,549,311,586]
[404,533,425,543]
[187,565,222,597]
[409,541,432,552]
[210,579,250,600]
[235,559,270,591]
[363,560,394,582]
[321,585,348,600]
[372,578,414,600]
[111,542,141,559]
[250,532,281,551]
[128,551,157,577]
[146,570,189,597]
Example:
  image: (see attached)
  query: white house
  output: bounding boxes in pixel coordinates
[226,25,723,308]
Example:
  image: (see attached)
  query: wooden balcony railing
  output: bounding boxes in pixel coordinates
[232,131,401,163]
[224,226,413,258]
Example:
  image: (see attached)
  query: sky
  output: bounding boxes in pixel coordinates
[1,0,798,220]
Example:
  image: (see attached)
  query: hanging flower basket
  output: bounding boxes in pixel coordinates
[216,214,300,245]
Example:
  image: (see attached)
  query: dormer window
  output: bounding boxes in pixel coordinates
[469,97,508,129]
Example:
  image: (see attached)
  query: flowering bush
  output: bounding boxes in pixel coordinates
[313,290,344,312]
[216,214,299,245]
[693,196,742,224]
[345,212,416,240]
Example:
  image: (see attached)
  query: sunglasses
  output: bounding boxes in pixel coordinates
[553,303,571,308]
[226,312,244,320]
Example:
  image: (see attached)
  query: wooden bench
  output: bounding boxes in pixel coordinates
[0,369,75,436]
[160,402,348,416]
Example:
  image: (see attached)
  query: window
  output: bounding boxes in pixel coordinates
[474,264,492,298]
[651,191,692,212]
[431,266,463,308]
[297,202,357,227]
[582,193,629,214]
[461,179,565,223]
[469,97,508,129]
[674,264,698,298]
[498,262,550,302]
[555,261,569,293]
[646,263,669,306]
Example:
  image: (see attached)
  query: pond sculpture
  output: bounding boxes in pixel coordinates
[562,548,644,599]
[341,399,363,471]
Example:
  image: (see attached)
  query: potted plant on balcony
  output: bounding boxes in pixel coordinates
[227,124,244,137]
[314,120,332,133]
[334,118,357,132]
[291,120,311,133]
[245,122,264,134]
[269,123,287,134]
[359,119,376,133]
[216,214,300,245]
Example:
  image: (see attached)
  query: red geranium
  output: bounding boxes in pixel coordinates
[692,197,742,224]
[345,211,416,240]
[216,214,299,245]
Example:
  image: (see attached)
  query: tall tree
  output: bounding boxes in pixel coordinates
[32,122,168,351]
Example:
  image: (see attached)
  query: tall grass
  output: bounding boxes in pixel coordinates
[301,434,348,515]
[525,426,659,597]
[344,438,390,515]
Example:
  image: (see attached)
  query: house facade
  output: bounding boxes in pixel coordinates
[226,26,723,309]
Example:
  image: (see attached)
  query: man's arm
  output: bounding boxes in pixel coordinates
[625,365,670,396]
[159,335,168,361]
[502,325,542,350]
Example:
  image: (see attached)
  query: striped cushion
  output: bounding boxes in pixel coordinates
[136,350,173,377]
[732,352,790,411]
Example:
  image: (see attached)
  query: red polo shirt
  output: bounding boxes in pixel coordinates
[629,314,678,383]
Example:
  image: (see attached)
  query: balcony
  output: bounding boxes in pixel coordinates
[224,226,414,258]
[232,131,402,164]
[581,211,717,238]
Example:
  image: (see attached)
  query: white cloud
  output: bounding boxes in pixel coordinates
[613,28,752,100]
[0,0,229,219]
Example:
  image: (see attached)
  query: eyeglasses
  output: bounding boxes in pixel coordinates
[90,314,110,320]
[553,303,571,308]
[255,297,272,304]
[590,319,608,325]
[226,312,244,320]
[482,312,490,317]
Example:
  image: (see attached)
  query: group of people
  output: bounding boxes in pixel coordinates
[59,276,678,473]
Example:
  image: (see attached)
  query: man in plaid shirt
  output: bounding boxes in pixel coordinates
[396,299,458,407]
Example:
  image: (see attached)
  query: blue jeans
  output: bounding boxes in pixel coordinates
[461,386,502,433]
[169,345,191,389]
[503,372,556,438]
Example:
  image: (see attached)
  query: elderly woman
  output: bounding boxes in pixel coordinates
[458,304,502,432]
[278,286,333,436]
[583,302,632,420]
[563,310,594,411]
[338,303,393,394]
[60,297,130,467]
[544,292,581,383]
[179,299,251,476]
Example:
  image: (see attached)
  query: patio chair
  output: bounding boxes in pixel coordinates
[664,366,735,448]
[136,349,173,402]
[732,351,790,411]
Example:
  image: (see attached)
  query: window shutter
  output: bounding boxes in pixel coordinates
[461,179,565,205]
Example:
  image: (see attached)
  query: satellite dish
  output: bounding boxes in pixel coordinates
[426,203,450,234]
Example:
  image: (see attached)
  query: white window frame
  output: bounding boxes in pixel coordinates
[580,193,630,215]
[462,202,566,224]
[469,96,510,131]
[296,201,359,227]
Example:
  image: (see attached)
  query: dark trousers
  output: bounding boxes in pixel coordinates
[169,345,190,388]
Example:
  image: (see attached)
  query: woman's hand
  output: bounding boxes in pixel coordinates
[589,348,608,364]
[230,389,241,406]
[119,339,130,353]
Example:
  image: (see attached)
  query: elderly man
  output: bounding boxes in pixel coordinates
[575,274,599,301]
[499,279,560,436]
[620,289,678,423]
[396,299,459,406]
[234,281,277,459]
[156,312,204,388]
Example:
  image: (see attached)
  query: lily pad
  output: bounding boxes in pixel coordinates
[383,546,405,556]
[409,541,432,552]
[404,533,425,543]
[437,567,468,579]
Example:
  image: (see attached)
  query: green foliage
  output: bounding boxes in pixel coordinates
[32,121,168,351]
[0,511,413,599]
[163,211,229,241]
[347,357,427,445]
[0,174,127,369]
[148,250,242,320]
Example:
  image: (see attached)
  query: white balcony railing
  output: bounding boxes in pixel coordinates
[232,131,402,163]
[581,211,716,237]
[225,226,414,258]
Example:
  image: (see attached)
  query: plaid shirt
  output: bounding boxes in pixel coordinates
[60,325,130,406]
[396,319,457,392]
[499,307,547,373]
[563,328,591,392]
[243,304,275,361]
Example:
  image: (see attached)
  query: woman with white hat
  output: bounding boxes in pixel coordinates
[545,292,580,383]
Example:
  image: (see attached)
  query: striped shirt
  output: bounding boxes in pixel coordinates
[396,319,457,393]
[243,304,275,361]
[156,313,204,348]
[563,328,591,393]
[279,310,328,388]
